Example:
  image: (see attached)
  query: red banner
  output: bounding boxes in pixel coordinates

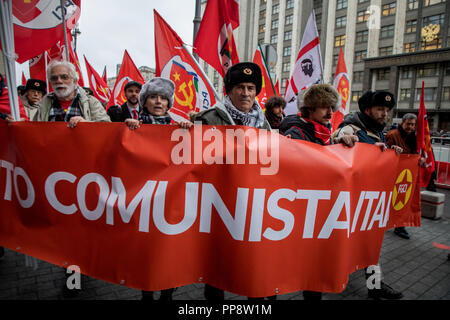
[0,121,421,297]
[84,56,111,104]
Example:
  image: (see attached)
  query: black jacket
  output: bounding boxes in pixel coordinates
[279,114,329,145]
[107,102,140,122]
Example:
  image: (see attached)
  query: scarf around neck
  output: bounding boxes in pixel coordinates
[224,96,266,129]
[301,116,332,145]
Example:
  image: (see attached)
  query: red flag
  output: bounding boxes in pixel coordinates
[284,78,289,99]
[0,87,29,120]
[416,82,436,187]
[102,67,107,84]
[84,56,112,105]
[275,80,281,97]
[47,32,85,87]
[193,0,240,77]
[252,45,276,110]
[1,0,81,63]
[331,47,350,131]
[154,10,216,122]
[21,72,27,86]
[107,50,145,109]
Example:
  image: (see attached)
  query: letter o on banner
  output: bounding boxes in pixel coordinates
[77,173,110,221]
[13,167,35,208]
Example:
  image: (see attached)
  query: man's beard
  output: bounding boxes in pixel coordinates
[54,83,76,100]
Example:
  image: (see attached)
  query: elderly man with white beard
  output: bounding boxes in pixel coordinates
[34,60,110,125]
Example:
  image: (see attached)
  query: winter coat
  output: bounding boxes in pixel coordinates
[34,88,110,122]
[332,112,384,145]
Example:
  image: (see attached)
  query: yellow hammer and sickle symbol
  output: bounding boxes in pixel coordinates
[340,87,348,101]
[175,80,195,110]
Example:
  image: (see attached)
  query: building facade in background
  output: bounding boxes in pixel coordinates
[200,0,450,132]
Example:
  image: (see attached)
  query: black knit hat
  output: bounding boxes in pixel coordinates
[224,62,262,95]
[25,79,47,95]
[358,90,396,112]
[124,81,142,92]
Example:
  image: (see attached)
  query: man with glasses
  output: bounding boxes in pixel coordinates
[34,60,110,125]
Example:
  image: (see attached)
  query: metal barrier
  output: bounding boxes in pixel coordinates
[432,143,450,188]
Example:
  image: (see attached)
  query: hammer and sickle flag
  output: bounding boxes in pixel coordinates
[331,46,350,131]
[154,10,216,122]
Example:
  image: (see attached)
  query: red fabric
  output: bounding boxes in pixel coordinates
[1,1,81,63]
[253,45,276,110]
[102,67,107,84]
[59,100,72,112]
[21,72,27,86]
[193,0,240,77]
[275,80,281,97]
[331,47,350,132]
[132,110,138,120]
[0,122,421,296]
[0,88,29,120]
[29,52,49,85]
[154,10,216,122]
[84,56,112,104]
[302,116,332,145]
[416,82,436,187]
[107,50,145,109]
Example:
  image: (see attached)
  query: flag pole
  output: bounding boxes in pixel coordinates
[182,43,222,103]
[193,0,202,61]
[0,0,20,120]
[60,0,70,61]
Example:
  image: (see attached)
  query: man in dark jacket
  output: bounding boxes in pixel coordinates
[334,90,404,300]
[107,81,142,122]
[195,62,271,300]
[279,84,357,300]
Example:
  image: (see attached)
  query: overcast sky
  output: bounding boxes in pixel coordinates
[16,0,197,84]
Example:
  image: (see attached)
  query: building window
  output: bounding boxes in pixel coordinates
[424,0,446,6]
[417,64,440,77]
[442,87,450,101]
[285,14,293,25]
[282,62,290,72]
[423,14,445,27]
[399,89,411,101]
[286,0,294,9]
[377,68,391,80]
[271,34,278,44]
[283,46,291,56]
[404,42,415,53]
[408,0,418,10]
[356,30,369,43]
[380,25,395,39]
[353,71,364,82]
[421,37,443,50]
[260,10,266,20]
[335,34,346,47]
[259,25,266,34]
[272,4,279,14]
[284,30,292,41]
[382,2,396,16]
[416,87,437,101]
[272,19,278,30]
[281,78,288,90]
[355,50,367,62]
[358,0,370,3]
[405,20,417,34]
[333,54,339,66]
[357,10,370,23]
[337,0,348,10]
[446,62,450,76]
[379,46,393,56]
[401,67,414,79]
[336,16,347,28]
[352,91,362,102]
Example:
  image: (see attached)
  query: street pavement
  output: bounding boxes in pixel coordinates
[0,188,449,301]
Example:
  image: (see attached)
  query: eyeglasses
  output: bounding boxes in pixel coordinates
[50,74,71,81]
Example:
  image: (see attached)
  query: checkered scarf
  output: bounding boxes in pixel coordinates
[224,96,266,129]
[140,111,172,125]
[48,91,82,122]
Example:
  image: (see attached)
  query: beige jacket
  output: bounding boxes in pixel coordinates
[34,88,110,122]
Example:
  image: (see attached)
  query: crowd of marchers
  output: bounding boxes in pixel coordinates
[0,59,432,300]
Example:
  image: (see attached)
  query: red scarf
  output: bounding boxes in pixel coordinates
[300,115,332,145]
